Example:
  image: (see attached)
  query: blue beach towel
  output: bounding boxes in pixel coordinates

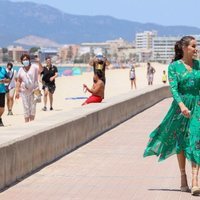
[65,97,87,100]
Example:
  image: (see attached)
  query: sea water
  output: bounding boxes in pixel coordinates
[9,65,92,77]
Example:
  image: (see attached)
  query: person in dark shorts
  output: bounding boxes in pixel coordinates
[40,56,58,111]
[0,66,10,126]
[129,65,137,89]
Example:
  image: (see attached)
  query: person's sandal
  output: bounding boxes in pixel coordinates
[191,186,200,196]
[191,168,200,195]
[181,186,190,192]
[180,171,190,192]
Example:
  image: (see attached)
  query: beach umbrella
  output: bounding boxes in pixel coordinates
[62,69,72,76]
[72,67,82,75]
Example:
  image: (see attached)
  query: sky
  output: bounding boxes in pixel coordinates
[11,0,200,28]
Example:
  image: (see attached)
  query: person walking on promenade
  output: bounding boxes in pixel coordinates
[41,56,58,111]
[162,70,167,84]
[5,62,17,115]
[147,62,156,85]
[143,36,200,195]
[0,66,10,126]
[129,65,136,89]
[15,54,43,123]
[89,52,110,84]
[82,70,105,106]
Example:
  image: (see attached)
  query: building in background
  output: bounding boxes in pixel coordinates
[7,46,28,63]
[58,45,79,63]
[38,48,58,63]
[152,36,179,63]
[80,42,110,56]
[135,31,157,49]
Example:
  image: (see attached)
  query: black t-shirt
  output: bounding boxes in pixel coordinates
[41,65,58,84]
[93,61,106,76]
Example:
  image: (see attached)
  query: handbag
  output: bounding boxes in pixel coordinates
[33,88,42,103]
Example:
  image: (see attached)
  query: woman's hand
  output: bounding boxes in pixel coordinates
[15,92,20,99]
[50,77,54,82]
[179,102,191,118]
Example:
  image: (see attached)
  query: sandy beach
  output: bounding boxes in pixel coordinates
[2,62,168,127]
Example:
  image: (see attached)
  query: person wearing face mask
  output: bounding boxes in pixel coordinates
[5,62,17,115]
[15,54,43,123]
[82,70,105,106]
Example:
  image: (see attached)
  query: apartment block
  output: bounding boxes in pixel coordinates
[136,31,157,49]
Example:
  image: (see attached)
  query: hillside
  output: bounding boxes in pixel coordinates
[1,0,200,46]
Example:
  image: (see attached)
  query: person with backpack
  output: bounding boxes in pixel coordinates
[5,62,17,115]
[0,66,10,126]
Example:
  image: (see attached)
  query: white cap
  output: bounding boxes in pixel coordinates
[96,52,104,60]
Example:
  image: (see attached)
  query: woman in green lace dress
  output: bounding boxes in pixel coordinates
[143,36,200,195]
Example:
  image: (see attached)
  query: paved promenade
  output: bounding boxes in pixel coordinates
[0,98,195,200]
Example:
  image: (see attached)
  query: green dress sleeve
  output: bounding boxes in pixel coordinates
[168,62,182,104]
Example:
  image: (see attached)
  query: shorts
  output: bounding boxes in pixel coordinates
[8,87,15,98]
[42,83,56,94]
[84,95,103,104]
[130,78,135,80]
[0,93,5,107]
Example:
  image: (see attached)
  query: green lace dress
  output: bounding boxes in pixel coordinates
[143,59,200,164]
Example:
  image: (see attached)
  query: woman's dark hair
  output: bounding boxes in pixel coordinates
[20,53,30,63]
[7,62,13,69]
[45,56,51,60]
[173,36,195,62]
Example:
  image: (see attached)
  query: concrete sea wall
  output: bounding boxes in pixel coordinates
[0,85,171,190]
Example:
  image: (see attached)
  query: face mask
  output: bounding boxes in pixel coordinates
[22,60,30,67]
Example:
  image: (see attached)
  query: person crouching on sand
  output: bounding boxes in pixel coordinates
[82,70,105,106]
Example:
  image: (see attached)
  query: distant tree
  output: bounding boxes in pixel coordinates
[2,54,9,62]
[74,57,82,64]
[113,53,118,62]
[104,49,109,58]
[74,53,90,64]
[67,46,73,62]
[82,53,90,63]
[2,47,8,54]
[29,47,40,54]
[2,47,9,62]
[90,47,95,58]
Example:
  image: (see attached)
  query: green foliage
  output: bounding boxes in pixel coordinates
[2,47,8,54]
[29,47,40,53]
